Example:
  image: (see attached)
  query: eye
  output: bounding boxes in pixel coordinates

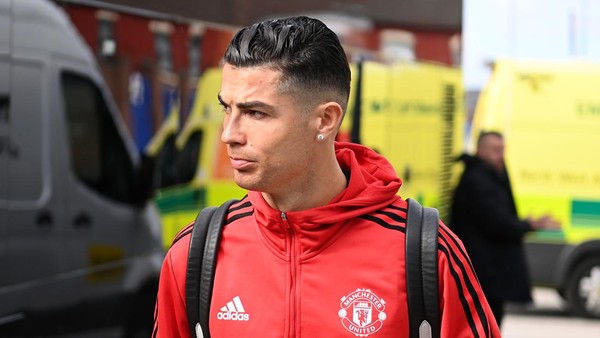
[246,110,266,119]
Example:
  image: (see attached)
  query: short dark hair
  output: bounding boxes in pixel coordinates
[477,131,503,148]
[224,16,351,112]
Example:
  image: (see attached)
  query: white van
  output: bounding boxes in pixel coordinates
[0,0,163,336]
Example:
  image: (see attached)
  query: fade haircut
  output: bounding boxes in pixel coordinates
[224,16,351,112]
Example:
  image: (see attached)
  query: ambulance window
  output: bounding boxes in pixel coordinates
[176,130,203,184]
[154,134,178,188]
[61,72,135,204]
[6,64,44,202]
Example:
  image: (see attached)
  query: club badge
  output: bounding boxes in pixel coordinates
[338,288,387,337]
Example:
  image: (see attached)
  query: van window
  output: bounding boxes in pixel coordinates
[0,96,7,121]
[61,72,135,204]
[5,63,44,202]
[0,59,8,205]
[0,94,7,202]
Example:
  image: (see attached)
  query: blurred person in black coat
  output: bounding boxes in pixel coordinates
[450,131,560,327]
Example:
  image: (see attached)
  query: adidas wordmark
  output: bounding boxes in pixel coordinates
[217,296,250,321]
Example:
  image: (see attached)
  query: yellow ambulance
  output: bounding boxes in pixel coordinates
[342,61,465,220]
[470,59,600,318]
[149,68,245,248]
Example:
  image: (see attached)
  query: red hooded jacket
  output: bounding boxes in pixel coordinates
[154,142,501,338]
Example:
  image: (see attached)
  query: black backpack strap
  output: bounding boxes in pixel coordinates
[406,198,441,338]
[186,206,215,337]
[186,199,238,338]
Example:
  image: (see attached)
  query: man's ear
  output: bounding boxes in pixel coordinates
[316,102,344,137]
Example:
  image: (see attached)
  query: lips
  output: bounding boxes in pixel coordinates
[229,157,254,170]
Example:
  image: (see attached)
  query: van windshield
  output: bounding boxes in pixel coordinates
[61,72,136,204]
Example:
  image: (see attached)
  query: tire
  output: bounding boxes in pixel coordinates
[123,283,158,338]
[565,257,600,318]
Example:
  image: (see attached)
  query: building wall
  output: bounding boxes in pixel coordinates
[413,30,457,66]
[59,1,459,158]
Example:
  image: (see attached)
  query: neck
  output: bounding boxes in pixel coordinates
[262,150,347,212]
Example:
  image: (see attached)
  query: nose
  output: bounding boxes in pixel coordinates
[221,112,245,145]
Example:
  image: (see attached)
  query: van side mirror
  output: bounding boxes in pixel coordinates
[132,154,156,207]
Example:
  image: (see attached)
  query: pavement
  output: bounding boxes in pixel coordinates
[502,287,600,337]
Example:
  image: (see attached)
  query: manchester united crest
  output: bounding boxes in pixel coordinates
[338,289,387,337]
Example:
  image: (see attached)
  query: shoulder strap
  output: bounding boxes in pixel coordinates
[406,198,441,338]
[186,199,238,338]
[186,206,215,337]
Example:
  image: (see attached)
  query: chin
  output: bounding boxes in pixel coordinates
[233,175,261,192]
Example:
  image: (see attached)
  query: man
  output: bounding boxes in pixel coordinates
[450,131,560,327]
[154,16,500,337]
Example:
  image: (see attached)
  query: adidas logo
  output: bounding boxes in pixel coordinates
[217,296,250,321]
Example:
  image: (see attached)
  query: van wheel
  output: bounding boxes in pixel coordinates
[123,284,157,338]
[565,257,600,318]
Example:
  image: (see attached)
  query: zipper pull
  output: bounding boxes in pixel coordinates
[281,212,287,221]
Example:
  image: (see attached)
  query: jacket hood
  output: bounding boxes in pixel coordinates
[249,142,402,227]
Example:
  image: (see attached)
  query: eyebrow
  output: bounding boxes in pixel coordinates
[217,93,274,111]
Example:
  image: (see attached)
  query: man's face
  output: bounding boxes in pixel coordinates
[219,63,318,195]
[477,134,505,172]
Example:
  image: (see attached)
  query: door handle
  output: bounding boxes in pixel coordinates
[74,213,91,228]
[36,210,53,227]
